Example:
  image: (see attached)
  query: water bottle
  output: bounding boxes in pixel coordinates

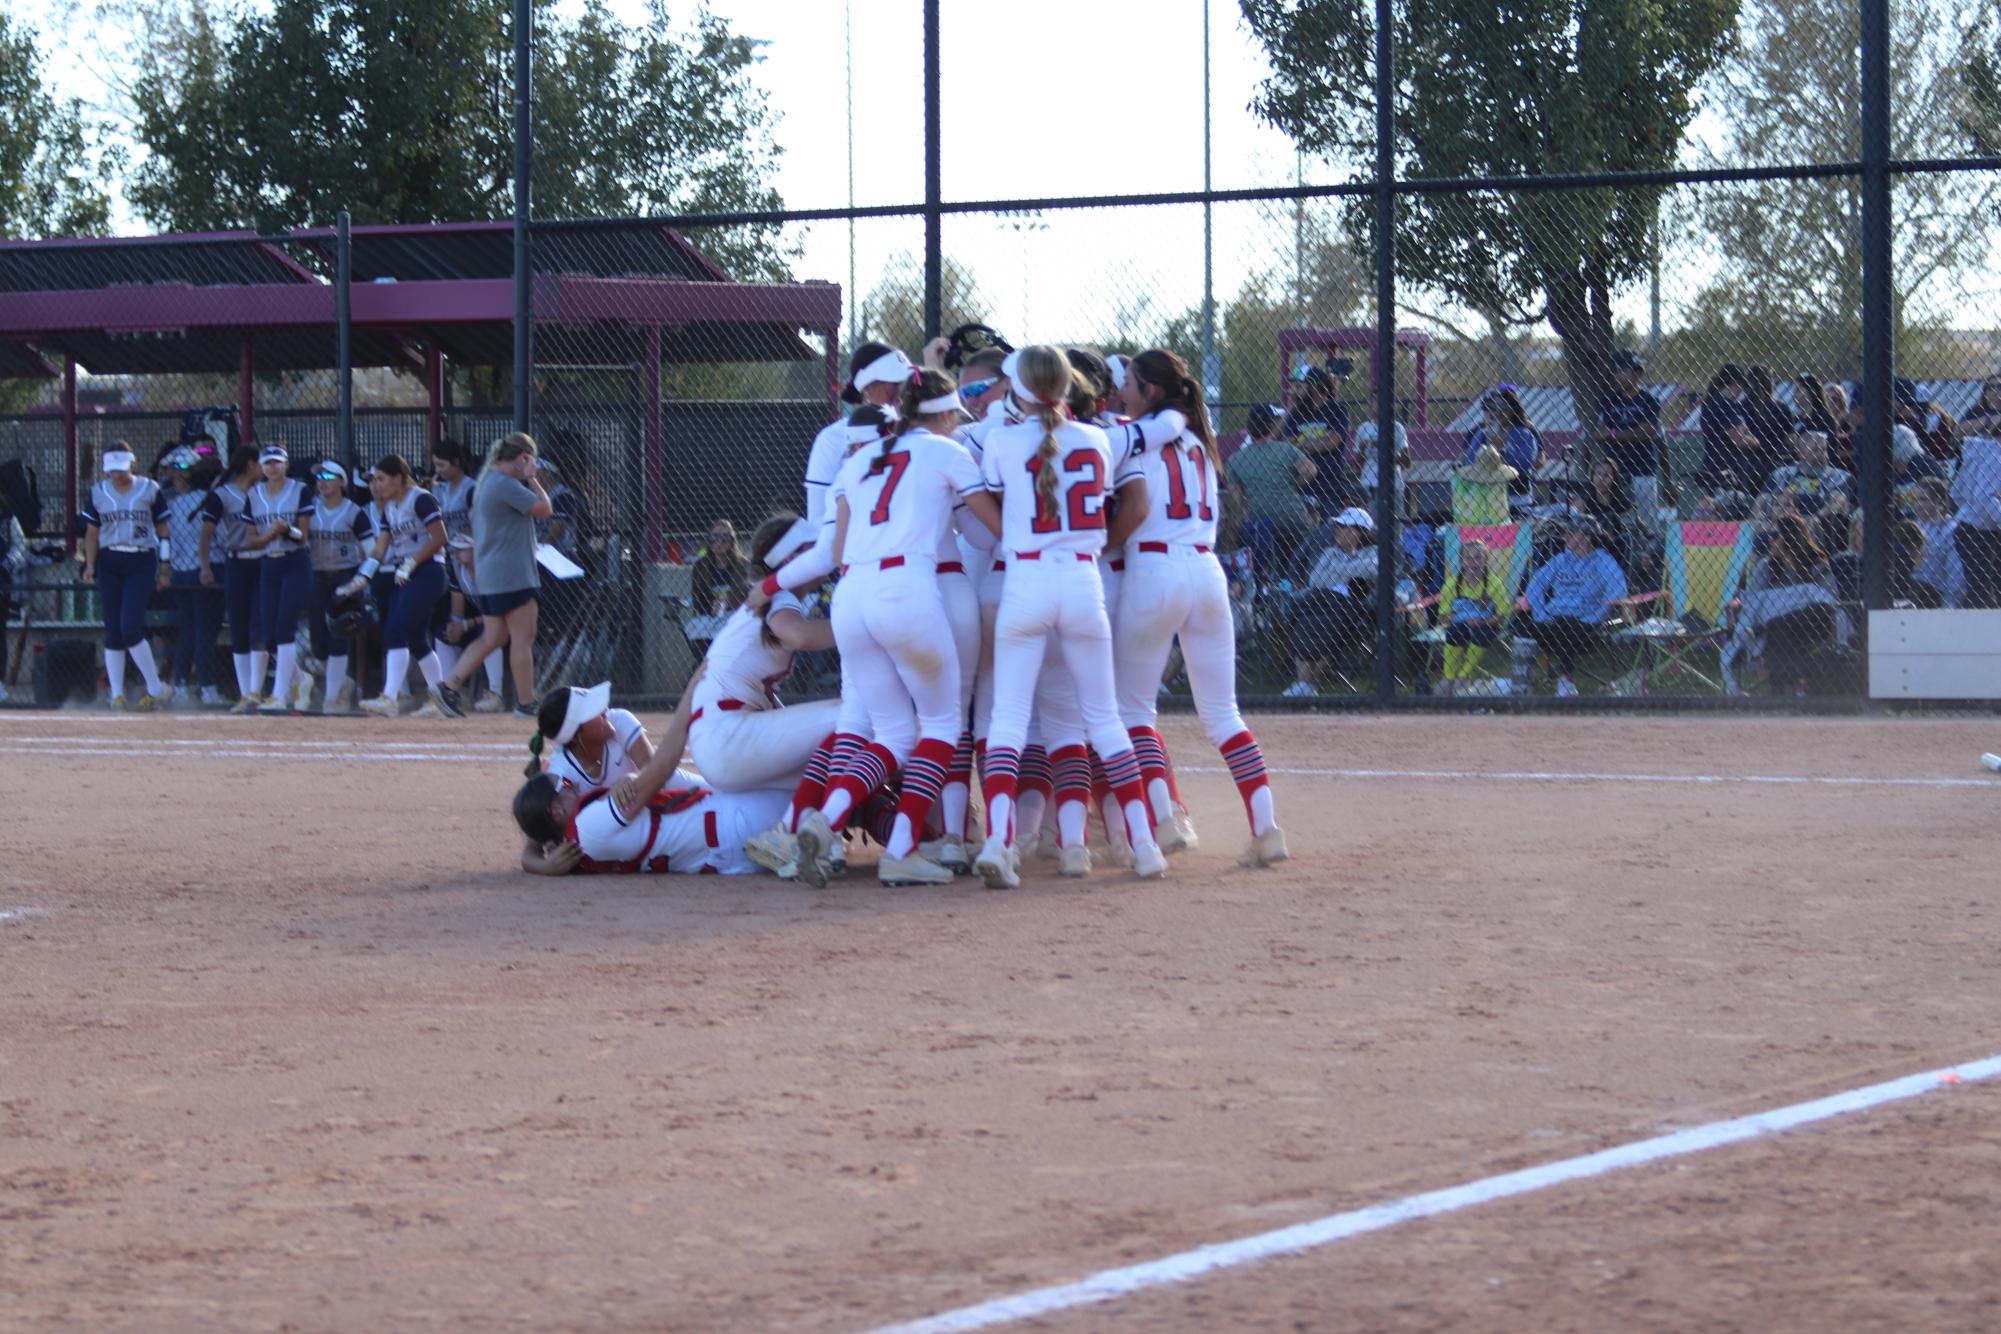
[1510,635,1537,686]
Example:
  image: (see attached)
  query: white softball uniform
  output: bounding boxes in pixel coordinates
[546,708,648,794]
[1113,429,1248,747]
[979,416,1133,766]
[567,784,791,876]
[688,591,841,791]
[828,431,985,758]
[1091,409,1185,627]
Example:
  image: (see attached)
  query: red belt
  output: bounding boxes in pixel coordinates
[1010,550,1095,563]
[1109,559,1125,572]
[939,561,964,574]
[688,698,750,724]
[841,554,908,575]
[1136,541,1210,554]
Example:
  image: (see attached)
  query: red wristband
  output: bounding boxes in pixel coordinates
[760,572,782,596]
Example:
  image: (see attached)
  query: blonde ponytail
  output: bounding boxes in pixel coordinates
[1014,345,1074,524]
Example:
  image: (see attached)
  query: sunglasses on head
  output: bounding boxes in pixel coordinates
[960,376,998,400]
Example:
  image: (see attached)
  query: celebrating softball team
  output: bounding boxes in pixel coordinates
[508,335,1290,890]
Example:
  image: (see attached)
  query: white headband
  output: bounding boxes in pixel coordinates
[1106,355,1128,391]
[101,451,135,473]
[843,421,890,446]
[917,391,964,416]
[852,348,913,393]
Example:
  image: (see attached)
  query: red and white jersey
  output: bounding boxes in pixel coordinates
[803,413,884,526]
[1098,408,1188,470]
[1117,426,1220,549]
[567,783,721,874]
[980,417,1113,558]
[695,589,806,712]
[834,431,985,569]
[955,395,1026,464]
[544,708,649,793]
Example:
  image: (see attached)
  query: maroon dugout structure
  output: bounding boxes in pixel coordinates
[0,221,842,557]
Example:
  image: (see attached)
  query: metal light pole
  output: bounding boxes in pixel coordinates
[335,209,353,473]
[1372,0,1397,702]
[1199,0,1219,414]
[511,0,533,433]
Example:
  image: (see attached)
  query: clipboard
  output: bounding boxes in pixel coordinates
[535,544,585,580]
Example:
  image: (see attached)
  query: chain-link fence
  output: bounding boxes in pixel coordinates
[5,0,1998,709]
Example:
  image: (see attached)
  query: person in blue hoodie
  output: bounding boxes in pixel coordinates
[1523,516,1628,697]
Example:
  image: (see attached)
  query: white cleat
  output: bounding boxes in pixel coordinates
[793,810,836,889]
[1058,844,1093,878]
[919,837,970,875]
[1130,841,1169,880]
[878,852,955,886]
[472,694,503,714]
[744,827,800,880]
[411,699,448,719]
[359,694,399,718]
[1982,753,2001,773]
[1239,826,1292,868]
[1154,806,1199,856]
[1033,825,1062,862]
[973,836,1020,891]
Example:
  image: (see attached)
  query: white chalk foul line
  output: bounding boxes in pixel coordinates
[0,744,479,763]
[0,735,520,753]
[1180,764,1995,790]
[868,1052,2001,1334]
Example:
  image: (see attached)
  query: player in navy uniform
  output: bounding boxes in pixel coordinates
[357,454,449,717]
[305,460,375,714]
[242,444,314,713]
[79,443,171,710]
[198,446,267,711]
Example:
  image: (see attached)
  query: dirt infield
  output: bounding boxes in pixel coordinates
[2,711,1996,1330]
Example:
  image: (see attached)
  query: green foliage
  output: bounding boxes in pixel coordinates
[856,254,990,356]
[1240,0,1738,429]
[0,11,116,240]
[127,0,789,278]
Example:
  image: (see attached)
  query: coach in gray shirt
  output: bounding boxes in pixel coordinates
[431,432,553,719]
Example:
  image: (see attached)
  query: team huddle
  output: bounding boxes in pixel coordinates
[512,338,1290,889]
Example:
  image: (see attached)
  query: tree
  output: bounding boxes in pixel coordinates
[0,11,115,240]
[1240,0,1738,439]
[1691,0,2001,378]
[856,255,990,357]
[126,0,789,279]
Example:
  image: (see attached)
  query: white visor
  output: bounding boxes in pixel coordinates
[1106,354,1128,391]
[102,451,135,473]
[258,445,288,463]
[770,517,818,567]
[1000,349,1049,405]
[852,348,914,393]
[553,681,612,746]
[917,391,964,416]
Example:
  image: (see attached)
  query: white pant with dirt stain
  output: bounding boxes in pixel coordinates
[831,557,964,763]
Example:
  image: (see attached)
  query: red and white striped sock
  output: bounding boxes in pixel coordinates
[980,744,1021,847]
[1050,744,1092,848]
[1219,729,1276,835]
[886,737,955,859]
[1098,745,1156,852]
[941,728,975,840]
[1127,725,1176,824]
[785,733,839,831]
[822,741,896,832]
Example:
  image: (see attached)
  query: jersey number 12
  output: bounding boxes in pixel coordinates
[1026,450,1107,534]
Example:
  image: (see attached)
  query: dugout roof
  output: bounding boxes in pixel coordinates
[0,221,839,378]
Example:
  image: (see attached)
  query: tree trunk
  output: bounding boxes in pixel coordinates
[1546,267,1619,479]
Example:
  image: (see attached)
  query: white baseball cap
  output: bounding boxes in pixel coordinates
[1334,506,1377,531]
[553,681,612,746]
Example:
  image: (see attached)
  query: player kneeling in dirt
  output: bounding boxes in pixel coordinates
[513,771,794,877]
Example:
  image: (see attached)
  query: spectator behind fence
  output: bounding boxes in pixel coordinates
[1696,363,1775,513]
[1523,515,1628,698]
[1744,365,1798,461]
[431,432,555,719]
[1743,513,1847,694]
[1890,423,1948,513]
[1437,537,1510,695]
[1595,349,1664,522]
[1918,400,1961,465]
[1764,430,1854,521]
[1576,457,1639,572]
[1961,375,2001,438]
[1910,478,1965,608]
[1793,374,1854,473]
[1950,432,2001,608]
[1226,402,1316,568]
[161,446,222,705]
[1283,506,1378,698]
[1353,379,1409,519]
[690,519,751,615]
[1463,387,1541,509]
[1828,509,1925,608]
[1283,362,1357,519]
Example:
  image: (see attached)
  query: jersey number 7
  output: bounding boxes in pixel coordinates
[868,451,911,526]
[1026,450,1107,534]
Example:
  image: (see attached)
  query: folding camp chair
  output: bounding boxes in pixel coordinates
[1408,523,1536,690]
[1612,520,1756,693]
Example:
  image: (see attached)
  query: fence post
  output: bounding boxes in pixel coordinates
[512,0,534,434]
[1372,0,1397,704]
[61,356,77,556]
[1857,0,1891,621]
[335,209,354,474]
[922,0,942,342]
